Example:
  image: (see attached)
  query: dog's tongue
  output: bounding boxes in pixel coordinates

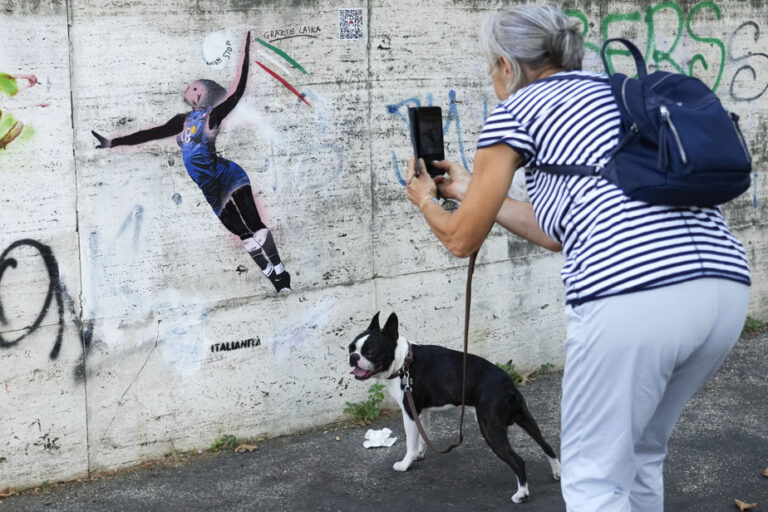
[352,367,370,378]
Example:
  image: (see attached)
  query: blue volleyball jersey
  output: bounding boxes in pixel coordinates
[176,107,249,215]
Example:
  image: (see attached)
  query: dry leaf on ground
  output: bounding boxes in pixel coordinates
[735,499,758,511]
[234,443,258,453]
[0,488,16,498]
[763,467,768,478]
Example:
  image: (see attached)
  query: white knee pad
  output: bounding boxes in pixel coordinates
[253,228,269,246]
[242,237,261,252]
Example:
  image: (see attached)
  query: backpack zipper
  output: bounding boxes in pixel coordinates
[621,76,632,112]
[657,122,668,169]
[659,105,687,164]
[730,112,752,163]
[649,73,675,90]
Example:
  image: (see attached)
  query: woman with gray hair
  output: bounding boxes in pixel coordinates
[405,4,750,510]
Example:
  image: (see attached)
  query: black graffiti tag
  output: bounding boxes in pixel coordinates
[0,239,64,357]
[728,21,768,102]
[0,239,92,380]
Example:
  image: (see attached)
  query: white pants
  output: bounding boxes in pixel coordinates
[560,278,749,512]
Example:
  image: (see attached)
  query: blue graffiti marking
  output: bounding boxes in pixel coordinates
[386,91,477,185]
[117,205,144,251]
[445,90,468,170]
[385,97,422,184]
[392,152,406,186]
[754,172,759,208]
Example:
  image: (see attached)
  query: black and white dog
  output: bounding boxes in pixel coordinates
[348,312,561,504]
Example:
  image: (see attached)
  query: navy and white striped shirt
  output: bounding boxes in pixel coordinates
[478,70,751,305]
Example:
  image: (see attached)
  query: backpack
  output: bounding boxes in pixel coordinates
[536,38,752,207]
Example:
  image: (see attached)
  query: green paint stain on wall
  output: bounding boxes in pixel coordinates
[0,112,18,133]
[19,125,35,141]
[0,73,19,97]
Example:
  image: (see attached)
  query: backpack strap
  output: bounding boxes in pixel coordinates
[534,164,602,177]
[601,38,648,79]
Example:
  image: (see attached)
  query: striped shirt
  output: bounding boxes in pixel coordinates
[478,70,751,305]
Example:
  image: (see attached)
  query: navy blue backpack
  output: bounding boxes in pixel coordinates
[537,38,752,207]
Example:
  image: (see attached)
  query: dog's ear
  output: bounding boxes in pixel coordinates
[367,312,381,332]
[382,312,398,341]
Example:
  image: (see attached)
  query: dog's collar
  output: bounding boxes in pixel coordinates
[388,342,414,381]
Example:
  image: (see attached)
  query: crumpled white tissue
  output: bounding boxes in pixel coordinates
[363,428,398,448]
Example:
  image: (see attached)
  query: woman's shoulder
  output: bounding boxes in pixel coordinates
[549,70,608,80]
[499,70,613,116]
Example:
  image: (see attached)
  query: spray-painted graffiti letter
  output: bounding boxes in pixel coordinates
[0,240,64,358]
[385,97,422,186]
[0,239,94,381]
[686,1,725,92]
[645,2,685,74]
[728,21,768,102]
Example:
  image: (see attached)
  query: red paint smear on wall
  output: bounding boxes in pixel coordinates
[256,61,312,108]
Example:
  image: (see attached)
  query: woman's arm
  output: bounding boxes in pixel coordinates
[92,113,186,148]
[209,32,251,129]
[406,144,561,256]
[494,198,562,252]
[406,144,515,257]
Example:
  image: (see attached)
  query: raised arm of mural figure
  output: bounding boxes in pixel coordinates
[209,31,251,129]
[91,114,186,149]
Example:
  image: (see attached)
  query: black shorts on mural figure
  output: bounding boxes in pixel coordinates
[90,31,290,293]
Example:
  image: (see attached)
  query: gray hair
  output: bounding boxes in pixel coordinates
[480,5,584,94]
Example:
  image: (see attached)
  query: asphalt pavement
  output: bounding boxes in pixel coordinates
[2,330,767,512]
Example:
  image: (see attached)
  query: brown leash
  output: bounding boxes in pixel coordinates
[396,250,477,454]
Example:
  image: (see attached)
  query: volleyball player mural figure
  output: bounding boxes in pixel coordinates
[92,32,291,293]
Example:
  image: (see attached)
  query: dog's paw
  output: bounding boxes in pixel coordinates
[511,484,530,504]
[549,457,562,481]
[393,460,411,472]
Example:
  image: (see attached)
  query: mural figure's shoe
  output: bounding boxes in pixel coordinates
[269,270,291,293]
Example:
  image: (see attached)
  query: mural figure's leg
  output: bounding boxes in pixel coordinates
[250,228,290,292]
[219,186,291,293]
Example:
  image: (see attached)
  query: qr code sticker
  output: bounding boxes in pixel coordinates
[339,8,364,40]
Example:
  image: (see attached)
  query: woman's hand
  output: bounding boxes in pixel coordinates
[432,160,472,201]
[405,157,438,209]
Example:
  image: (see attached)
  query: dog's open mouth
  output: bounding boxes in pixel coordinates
[350,366,377,380]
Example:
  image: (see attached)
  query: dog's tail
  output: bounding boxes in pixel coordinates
[503,380,558,460]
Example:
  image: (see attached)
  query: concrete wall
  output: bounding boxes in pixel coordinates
[1,0,766,489]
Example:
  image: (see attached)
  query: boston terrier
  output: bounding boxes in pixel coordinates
[348,312,561,504]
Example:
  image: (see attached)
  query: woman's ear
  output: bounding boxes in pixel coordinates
[497,56,512,75]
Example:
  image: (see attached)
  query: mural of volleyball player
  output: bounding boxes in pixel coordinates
[92,32,290,293]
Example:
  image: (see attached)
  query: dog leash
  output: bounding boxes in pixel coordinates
[397,250,477,454]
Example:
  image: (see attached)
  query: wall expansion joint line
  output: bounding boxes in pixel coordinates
[64,0,92,476]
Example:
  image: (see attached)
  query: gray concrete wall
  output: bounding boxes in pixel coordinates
[1,0,766,489]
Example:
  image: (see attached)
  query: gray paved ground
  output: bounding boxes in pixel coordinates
[2,331,767,512]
